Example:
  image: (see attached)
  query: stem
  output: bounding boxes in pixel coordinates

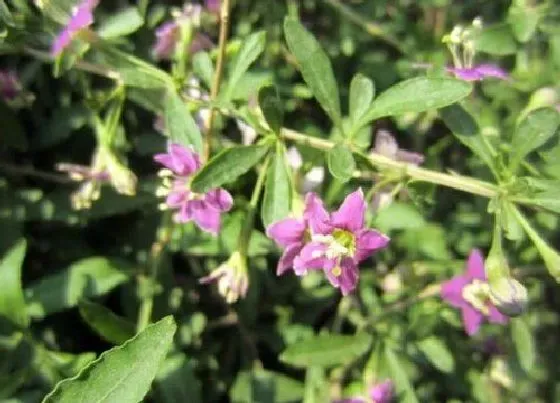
[281,128,499,198]
[323,0,406,53]
[0,162,73,184]
[136,212,173,332]
[204,0,231,161]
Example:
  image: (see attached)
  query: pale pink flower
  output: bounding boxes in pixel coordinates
[51,0,99,56]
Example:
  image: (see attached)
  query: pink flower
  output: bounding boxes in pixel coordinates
[335,380,394,403]
[267,189,389,295]
[441,249,508,336]
[51,0,99,56]
[205,0,221,14]
[0,70,22,101]
[447,64,508,82]
[154,143,233,234]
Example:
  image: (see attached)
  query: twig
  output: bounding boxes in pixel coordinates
[0,162,73,184]
[204,0,231,161]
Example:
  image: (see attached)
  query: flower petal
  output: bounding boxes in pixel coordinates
[462,305,483,336]
[354,229,390,262]
[441,275,469,308]
[169,143,201,176]
[51,29,72,56]
[337,257,359,295]
[331,189,366,232]
[475,64,508,80]
[293,242,333,275]
[205,188,233,212]
[266,218,306,247]
[368,380,394,403]
[277,243,304,276]
[466,249,486,280]
[447,67,483,81]
[191,200,221,234]
[488,305,509,324]
[303,192,331,234]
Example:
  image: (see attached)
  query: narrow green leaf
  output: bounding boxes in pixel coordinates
[440,104,497,174]
[0,0,14,26]
[261,143,292,228]
[25,257,132,319]
[360,77,472,126]
[511,318,535,374]
[417,337,455,373]
[280,333,371,368]
[284,18,341,125]
[258,86,284,134]
[163,89,203,154]
[349,73,375,126]
[374,202,426,232]
[510,107,560,172]
[97,7,143,39]
[223,31,266,101]
[191,145,270,193]
[476,24,517,55]
[385,347,419,403]
[0,240,28,328]
[79,300,135,345]
[508,4,540,43]
[192,52,214,89]
[43,316,176,403]
[327,145,355,183]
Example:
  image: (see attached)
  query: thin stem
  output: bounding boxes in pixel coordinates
[136,212,173,332]
[23,47,120,81]
[0,162,73,184]
[323,0,406,53]
[204,0,231,161]
[281,128,499,198]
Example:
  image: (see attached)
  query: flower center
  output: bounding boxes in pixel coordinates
[311,229,356,277]
[462,279,491,316]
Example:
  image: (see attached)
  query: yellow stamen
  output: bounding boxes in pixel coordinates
[332,266,342,277]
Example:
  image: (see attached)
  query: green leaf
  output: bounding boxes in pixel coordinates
[163,89,203,154]
[155,353,202,403]
[508,4,540,42]
[223,31,266,101]
[510,107,560,172]
[25,257,132,319]
[35,105,90,149]
[191,145,270,193]
[417,337,455,373]
[97,7,143,39]
[231,369,304,403]
[258,86,284,134]
[440,104,497,174]
[524,189,560,214]
[374,202,426,232]
[327,145,355,183]
[349,73,375,126]
[476,24,517,55]
[359,77,472,126]
[385,347,419,403]
[0,0,14,26]
[78,301,135,345]
[192,52,214,89]
[261,143,292,228]
[511,318,535,374]
[0,240,28,328]
[43,316,176,403]
[280,333,371,368]
[284,18,341,125]
[303,367,329,403]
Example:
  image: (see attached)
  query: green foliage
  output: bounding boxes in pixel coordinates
[327,145,355,182]
[78,300,135,345]
[43,316,176,403]
[0,240,28,328]
[261,142,292,227]
[258,86,284,134]
[163,89,204,153]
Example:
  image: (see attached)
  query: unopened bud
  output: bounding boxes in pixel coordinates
[488,277,528,317]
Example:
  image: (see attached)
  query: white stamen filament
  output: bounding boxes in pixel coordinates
[462,279,491,316]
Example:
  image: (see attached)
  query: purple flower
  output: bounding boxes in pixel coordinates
[335,380,394,403]
[441,249,508,336]
[199,251,248,303]
[51,0,99,56]
[205,0,221,14]
[154,143,233,234]
[447,64,508,82]
[268,189,389,295]
[0,70,22,101]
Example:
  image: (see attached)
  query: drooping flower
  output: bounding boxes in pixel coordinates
[335,380,394,403]
[154,143,233,234]
[199,251,248,303]
[441,249,508,336]
[51,0,99,56]
[268,189,389,295]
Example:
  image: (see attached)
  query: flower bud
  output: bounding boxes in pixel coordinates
[488,277,528,317]
[199,251,249,304]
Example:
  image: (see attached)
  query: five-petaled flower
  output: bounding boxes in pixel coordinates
[335,380,394,403]
[267,189,389,295]
[441,249,508,336]
[154,143,233,234]
[51,0,99,56]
